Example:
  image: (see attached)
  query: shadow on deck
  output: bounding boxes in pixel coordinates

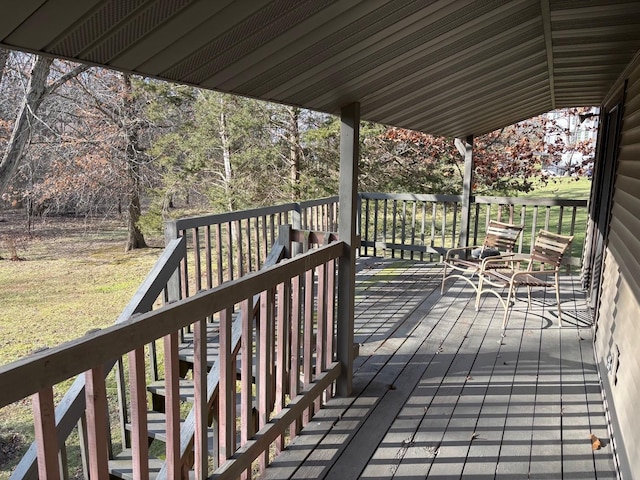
[262,258,616,479]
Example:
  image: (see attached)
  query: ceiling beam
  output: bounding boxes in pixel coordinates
[540,0,556,109]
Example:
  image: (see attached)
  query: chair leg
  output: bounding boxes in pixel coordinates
[441,265,447,294]
[475,274,484,311]
[502,281,516,330]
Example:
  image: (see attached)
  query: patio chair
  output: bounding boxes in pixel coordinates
[475,230,574,330]
[441,220,523,294]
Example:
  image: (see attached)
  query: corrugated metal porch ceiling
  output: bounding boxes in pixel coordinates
[2,0,640,137]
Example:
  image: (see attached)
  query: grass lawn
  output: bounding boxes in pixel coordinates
[522,176,591,199]
[0,211,162,478]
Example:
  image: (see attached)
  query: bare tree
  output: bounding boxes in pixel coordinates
[0,54,89,197]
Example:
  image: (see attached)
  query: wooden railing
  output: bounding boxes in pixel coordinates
[359,193,588,265]
[2,231,343,479]
[167,197,339,294]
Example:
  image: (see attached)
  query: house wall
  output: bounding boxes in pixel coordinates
[594,53,640,480]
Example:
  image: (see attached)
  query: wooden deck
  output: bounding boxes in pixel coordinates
[262,258,617,479]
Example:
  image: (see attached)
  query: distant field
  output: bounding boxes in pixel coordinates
[522,176,591,199]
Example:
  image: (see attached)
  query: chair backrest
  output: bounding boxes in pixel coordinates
[483,221,523,252]
[530,230,574,268]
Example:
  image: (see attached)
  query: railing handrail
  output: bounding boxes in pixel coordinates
[473,195,587,207]
[361,191,587,207]
[174,203,299,231]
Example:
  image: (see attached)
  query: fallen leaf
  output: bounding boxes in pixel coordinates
[590,433,601,450]
[471,432,479,440]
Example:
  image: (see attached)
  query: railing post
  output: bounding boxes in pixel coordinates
[278,224,292,258]
[164,220,181,303]
[337,102,359,397]
[456,135,474,248]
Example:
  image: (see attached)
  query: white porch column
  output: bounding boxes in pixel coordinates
[337,102,359,396]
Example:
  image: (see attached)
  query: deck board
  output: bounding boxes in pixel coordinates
[262,260,618,479]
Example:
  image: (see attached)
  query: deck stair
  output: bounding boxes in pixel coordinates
[108,310,246,480]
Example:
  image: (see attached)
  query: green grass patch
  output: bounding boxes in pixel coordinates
[523,177,591,199]
[0,214,162,479]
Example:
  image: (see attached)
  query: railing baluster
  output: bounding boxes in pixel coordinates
[219,307,234,464]
[441,202,447,250]
[364,198,370,256]
[227,222,234,281]
[315,262,327,411]
[420,201,426,261]
[245,218,253,273]
[400,201,407,259]
[545,205,551,230]
[373,199,379,257]
[452,201,458,248]
[290,274,302,439]
[519,206,526,253]
[254,216,261,270]
[258,289,272,473]
[275,280,289,453]
[531,206,539,253]
[193,316,208,478]
[472,203,480,246]
[128,347,149,480]
[205,225,213,290]
[115,357,130,448]
[236,219,244,278]
[240,297,253,480]
[558,206,564,234]
[85,366,109,479]
[325,258,336,400]
[194,227,202,292]
[32,386,60,480]
[303,268,314,426]
[77,414,90,479]
[410,201,417,260]
[164,331,181,479]
[216,223,224,287]
[180,229,189,299]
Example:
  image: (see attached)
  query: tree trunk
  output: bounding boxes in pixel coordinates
[219,97,234,212]
[287,107,302,200]
[122,74,147,252]
[0,55,53,197]
[0,48,9,87]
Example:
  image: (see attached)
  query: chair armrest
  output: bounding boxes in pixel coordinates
[479,252,525,268]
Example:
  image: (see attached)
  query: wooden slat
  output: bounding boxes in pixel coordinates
[163,332,181,479]
[303,268,314,425]
[290,274,302,439]
[84,366,109,479]
[32,387,60,480]
[193,317,209,478]
[128,347,149,480]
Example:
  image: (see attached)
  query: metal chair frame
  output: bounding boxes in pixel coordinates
[475,230,574,330]
[441,220,524,294]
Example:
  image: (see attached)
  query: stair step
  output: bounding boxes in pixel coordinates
[108,449,164,480]
[148,379,196,403]
[178,323,221,368]
[125,410,219,453]
[126,411,184,442]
